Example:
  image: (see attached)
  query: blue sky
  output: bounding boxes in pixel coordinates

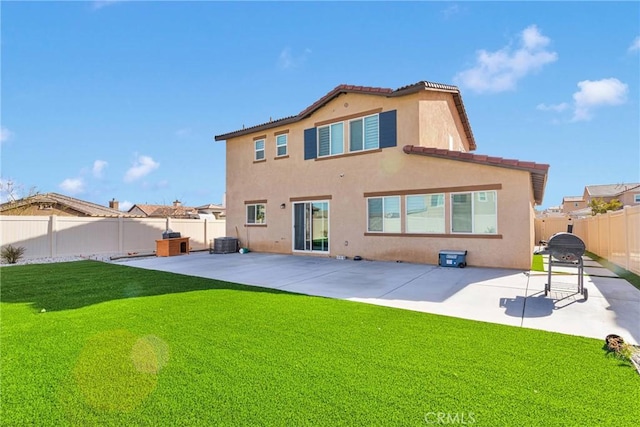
[1,1,638,211]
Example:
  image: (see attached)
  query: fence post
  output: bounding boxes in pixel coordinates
[49,215,57,257]
[607,212,613,260]
[118,216,124,254]
[204,218,209,252]
[624,207,630,271]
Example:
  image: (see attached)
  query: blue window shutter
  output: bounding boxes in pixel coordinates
[304,128,317,160]
[379,110,397,148]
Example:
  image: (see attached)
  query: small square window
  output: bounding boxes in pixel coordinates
[246,204,266,224]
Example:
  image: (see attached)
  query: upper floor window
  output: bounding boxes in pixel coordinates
[451,191,497,234]
[304,110,396,161]
[634,194,640,203]
[254,139,265,161]
[349,114,379,152]
[318,123,344,157]
[276,134,288,157]
[367,196,401,233]
[246,204,266,224]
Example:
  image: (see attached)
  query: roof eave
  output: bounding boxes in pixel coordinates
[403,145,549,205]
[214,81,476,150]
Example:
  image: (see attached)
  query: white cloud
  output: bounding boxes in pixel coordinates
[454,25,557,93]
[119,200,133,211]
[0,127,13,143]
[441,4,461,19]
[571,78,628,121]
[629,36,640,53]
[278,47,312,70]
[59,178,85,195]
[536,102,569,112]
[124,155,160,183]
[92,160,108,178]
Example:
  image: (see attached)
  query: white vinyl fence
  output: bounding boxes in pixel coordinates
[535,205,640,275]
[0,215,226,259]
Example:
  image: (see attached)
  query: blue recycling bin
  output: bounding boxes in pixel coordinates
[438,250,467,268]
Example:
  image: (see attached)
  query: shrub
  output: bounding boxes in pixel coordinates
[1,245,26,264]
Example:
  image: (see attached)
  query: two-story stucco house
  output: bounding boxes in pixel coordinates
[214,81,549,269]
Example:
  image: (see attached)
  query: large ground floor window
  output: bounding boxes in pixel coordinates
[367,196,401,233]
[364,188,499,235]
[451,191,497,234]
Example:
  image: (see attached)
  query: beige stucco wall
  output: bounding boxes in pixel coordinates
[619,190,640,207]
[224,91,536,269]
[562,199,587,214]
[418,91,470,152]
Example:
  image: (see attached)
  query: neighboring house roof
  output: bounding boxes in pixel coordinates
[0,192,128,217]
[196,203,225,211]
[569,207,593,218]
[585,183,640,198]
[214,81,477,150]
[562,196,583,202]
[128,204,200,218]
[402,145,549,205]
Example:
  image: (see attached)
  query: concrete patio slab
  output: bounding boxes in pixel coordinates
[115,251,640,345]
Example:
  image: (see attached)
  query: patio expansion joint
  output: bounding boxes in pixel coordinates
[275,267,354,289]
[376,269,435,299]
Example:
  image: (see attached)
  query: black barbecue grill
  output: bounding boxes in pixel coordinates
[540,232,588,300]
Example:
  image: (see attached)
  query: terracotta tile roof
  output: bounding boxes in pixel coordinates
[402,145,549,205]
[585,183,640,198]
[215,81,476,150]
[296,84,394,118]
[0,192,132,217]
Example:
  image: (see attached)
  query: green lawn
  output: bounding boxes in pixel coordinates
[531,254,545,272]
[1,261,638,426]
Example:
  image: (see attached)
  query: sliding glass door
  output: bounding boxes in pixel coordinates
[293,201,329,253]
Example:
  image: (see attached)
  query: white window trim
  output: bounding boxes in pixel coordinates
[405,194,446,234]
[246,203,266,225]
[317,122,344,157]
[348,113,380,153]
[634,194,640,203]
[276,134,287,157]
[254,139,265,161]
[291,200,330,253]
[450,191,497,235]
[367,196,401,233]
[316,113,381,158]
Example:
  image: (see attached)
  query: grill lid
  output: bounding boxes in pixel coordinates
[547,232,585,262]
